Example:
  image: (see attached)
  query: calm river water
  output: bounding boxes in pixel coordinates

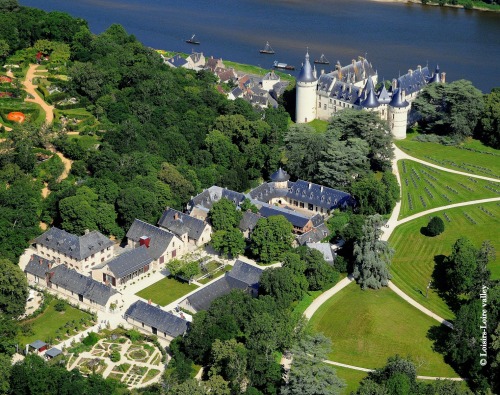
[20,0,500,92]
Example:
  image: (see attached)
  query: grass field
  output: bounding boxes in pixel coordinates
[309,284,458,377]
[390,202,500,320]
[308,119,329,133]
[136,277,198,306]
[18,299,93,346]
[334,365,368,394]
[396,135,500,179]
[398,159,500,219]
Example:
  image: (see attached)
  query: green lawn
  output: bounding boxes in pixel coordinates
[390,202,500,320]
[197,265,231,284]
[398,159,500,219]
[396,135,500,179]
[18,299,93,346]
[309,284,459,377]
[307,119,329,133]
[136,276,198,306]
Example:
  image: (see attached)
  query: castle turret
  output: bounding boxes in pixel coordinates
[428,65,441,84]
[388,87,410,140]
[360,77,380,109]
[295,50,318,123]
[270,168,290,189]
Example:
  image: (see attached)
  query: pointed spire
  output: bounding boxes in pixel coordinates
[389,85,409,108]
[361,78,380,108]
[297,48,317,83]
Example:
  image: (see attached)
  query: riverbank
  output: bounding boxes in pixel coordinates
[373,0,500,12]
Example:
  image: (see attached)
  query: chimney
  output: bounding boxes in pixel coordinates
[417,65,422,71]
[308,182,312,189]
[408,69,412,76]
[39,258,42,265]
[321,69,325,75]
[440,72,446,83]
[352,59,356,66]
[84,229,90,235]
[392,79,398,91]
[139,236,151,248]
[174,212,179,220]
[320,186,324,193]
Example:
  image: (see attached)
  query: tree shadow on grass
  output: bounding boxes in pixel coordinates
[427,324,451,355]
[431,254,462,312]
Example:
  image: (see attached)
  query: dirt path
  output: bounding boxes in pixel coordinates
[22,64,54,125]
[53,150,73,182]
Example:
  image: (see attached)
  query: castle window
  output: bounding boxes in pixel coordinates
[324,104,327,110]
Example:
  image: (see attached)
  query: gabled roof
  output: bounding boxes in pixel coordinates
[25,254,53,278]
[34,228,113,261]
[378,84,392,104]
[189,186,246,211]
[158,208,208,242]
[45,347,62,358]
[126,219,175,260]
[297,223,331,245]
[259,205,311,228]
[184,260,263,311]
[30,340,46,350]
[239,211,261,232]
[397,66,431,96]
[49,265,118,306]
[287,180,354,210]
[106,246,153,279]
[166,54,188,68]
[263,70,280,81]
[125,301,188,337]
[306,242,335,263]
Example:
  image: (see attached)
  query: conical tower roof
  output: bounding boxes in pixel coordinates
[270,168,290,182]
[429,65,441,83]
[297,50,317,83]
[389,87,409,108]
[361,78,380,108]
[378,84,391,104]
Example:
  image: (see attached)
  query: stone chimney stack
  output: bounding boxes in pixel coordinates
[440,72,446,83]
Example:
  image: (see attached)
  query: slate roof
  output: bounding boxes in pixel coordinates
[106,246,153,279]
[389,87,409,108]
[166,54,188,68]
[272,81,287,97]
[297,51,317,83]
[378,84,392,104]
[296,223,331,245]
[30,340,46,350]
[188,52,203,64]
[428,65,440,83]
[397,66,431,96]
[45,348,62,358]
[317,77,364,105]
[248,182,288,201]
[25,254,53,278]
[239,211,261,232]
[34,228,113,261]
[158,208,208,242]
[184,260,263,311]
[49,265,118,306]
[259,205,310,228]
[287,180,354,210]
[270,168,290,182]
[231,87,243,98]
[125,300,188,338]
[126,219,175,260]
[361,78,380,108]
[263,70,280,81]
[189,186,246,211]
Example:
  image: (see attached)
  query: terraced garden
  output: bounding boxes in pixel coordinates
[390,202,500,320]
[396,135,500,179]
[398,159,500,219]
[309,284,458,377]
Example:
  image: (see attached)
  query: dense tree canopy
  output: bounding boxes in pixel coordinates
[249,216,294,263]
[0,258,28,317]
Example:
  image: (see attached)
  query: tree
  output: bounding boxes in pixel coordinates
[353,214,393,289]
[413,80,484,141]
[476,88,500,149]
[318,138,370,189]
[0,258,28,317]
[326,109,394,171]
[282,333,345,395]
[298,246,339,291]
[210,339,248,393]
[0,39,9,59]
[444,237,477,296]
[210,229,246,258]
[259,267,308,307]
[208,198,243,232]
[0,314,19,356]
[0,353,11,394]
[426,216,445,236]
[350,174,390,215]
[249,216,293,263]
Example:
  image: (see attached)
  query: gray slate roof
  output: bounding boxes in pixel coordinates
[389,87,409,108]
[106,246,153,279]
[166,54,188,68]
[158,208,208,242]
[287,180,354,210]
[49,265,118,306]
[361,78,380,108]
[25,254,53,278]
[239,211,261,232]
[34,228,113,261]
[259,205,310,228]
[185,260,262,311]
[270,168,290,182]
[126,219,175,260]
[297,223,331,245]
[45,347,62,358]
[189,186,246,211]
[297,51,317,83]
[125,300,188,338]
[306,242,335,263]
[30,340,46,349]
[378,84,392,104]
[397,66,431,96]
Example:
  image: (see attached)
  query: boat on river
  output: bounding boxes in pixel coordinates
[314,53,329,65]
[185,34,200,45]
[260,41,275,54]
[273,61,294,70]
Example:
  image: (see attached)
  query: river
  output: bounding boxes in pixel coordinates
[20,0,500,92]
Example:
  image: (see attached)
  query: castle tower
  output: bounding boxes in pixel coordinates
[270,168,290,189]
[295,50,318,123]
[388,87,410,140]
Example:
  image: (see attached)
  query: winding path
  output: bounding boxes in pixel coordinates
[23,64,54,125]
[302,142,500,380]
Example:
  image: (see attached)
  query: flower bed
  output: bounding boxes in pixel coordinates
[7,111,25,123]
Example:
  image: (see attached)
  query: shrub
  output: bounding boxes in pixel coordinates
[426,216,445,236]
[82,332,99,347]
[126,329,142,342]
[54,300,67,312]
[110,350,121,362]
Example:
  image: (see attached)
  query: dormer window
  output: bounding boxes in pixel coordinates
[321,196,325,202]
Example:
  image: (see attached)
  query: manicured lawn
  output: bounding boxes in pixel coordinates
[136,276,198,306]
[18,299,93,346]
[390,202,500,320]
[398,159,500,219]
[396,134,500,179]
[309,284,459,377]
[308,118,329,133]
[334,365,367,394]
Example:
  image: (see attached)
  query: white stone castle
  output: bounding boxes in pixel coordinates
[295,51,445,139]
